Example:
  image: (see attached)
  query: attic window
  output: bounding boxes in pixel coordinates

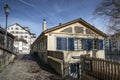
[61,27,72,33]
[86,28,94,34]
[75,26,83,33]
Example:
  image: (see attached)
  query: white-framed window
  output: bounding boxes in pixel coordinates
[92,39,98,50]
[74,38,83,50]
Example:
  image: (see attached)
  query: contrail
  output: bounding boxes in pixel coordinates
[18,0,34,7]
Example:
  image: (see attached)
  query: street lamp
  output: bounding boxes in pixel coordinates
[4,4,10,47]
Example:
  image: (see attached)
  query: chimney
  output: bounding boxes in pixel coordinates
[42,19,46,31]
[59,23,62,26]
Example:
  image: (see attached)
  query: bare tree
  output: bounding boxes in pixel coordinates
[94,0,120,33]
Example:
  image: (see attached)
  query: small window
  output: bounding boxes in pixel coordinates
[56,37,67,50]
[99,39,103,50]
[15,28,19,30]
[92,39,98,50]
[86,28,94,34]
[61,27,72,33]
[16,31,18,34]
[11,28,13,30]
[74,38,83,50]
[75,27,83,33]
[25,36,27,38]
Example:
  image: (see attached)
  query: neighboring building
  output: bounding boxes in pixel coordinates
[31,18,107,77]
[105,32,120,53]
[0,26,15,51]
[0,27,16,71]
[7,23,36,54]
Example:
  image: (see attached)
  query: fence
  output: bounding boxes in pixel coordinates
[81,56,120,80]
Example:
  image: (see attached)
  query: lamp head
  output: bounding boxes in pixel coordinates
[4,4,10,15]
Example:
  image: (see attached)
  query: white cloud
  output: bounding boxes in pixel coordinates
[18,0,35,7]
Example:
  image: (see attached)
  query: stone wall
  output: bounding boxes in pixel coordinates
[48,56,63,76]
[0,44,16,72]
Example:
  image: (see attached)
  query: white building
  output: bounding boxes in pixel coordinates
[7,23,36,54]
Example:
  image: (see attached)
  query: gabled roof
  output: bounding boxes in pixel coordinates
[33,18,108,45]
[44,18,107,36]
[8,23,33,35]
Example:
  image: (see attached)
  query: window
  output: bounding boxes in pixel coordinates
[15,28,19,30]
[75,27,83,33]
[11,28,13,30]
[56,37,67,50]
[92,39,98,50]
[61,27,72,33]
[25,36,27,38]
[16,31,18,34]
[99,39,103,50]
[74,38,83,50]
[86,28,94,34]
[56,37,103,51]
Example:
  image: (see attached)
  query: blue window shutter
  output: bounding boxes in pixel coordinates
[57,37,61,50]
[85,38,92,50]
[68,38,74,51]
[85,39,88,50]
[99,39,103,50]
[61,38,67,50]
[88,39,92,50]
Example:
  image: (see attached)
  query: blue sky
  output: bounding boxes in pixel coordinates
[0,0,107,36]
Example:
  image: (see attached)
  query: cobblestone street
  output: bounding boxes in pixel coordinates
[0,54,61,80]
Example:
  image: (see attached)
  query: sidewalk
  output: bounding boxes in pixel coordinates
[0,54,60,80]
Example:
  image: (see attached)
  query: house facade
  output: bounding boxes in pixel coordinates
[0,27,15,51]
[7,23,36,54]
[105,33,120,54]
[31,18,107,77]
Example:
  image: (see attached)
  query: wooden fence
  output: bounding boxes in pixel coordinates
[81,56,120,80]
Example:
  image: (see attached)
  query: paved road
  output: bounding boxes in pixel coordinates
[0,54,61,80]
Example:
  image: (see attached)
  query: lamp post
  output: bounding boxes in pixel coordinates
[4,4,10,47]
